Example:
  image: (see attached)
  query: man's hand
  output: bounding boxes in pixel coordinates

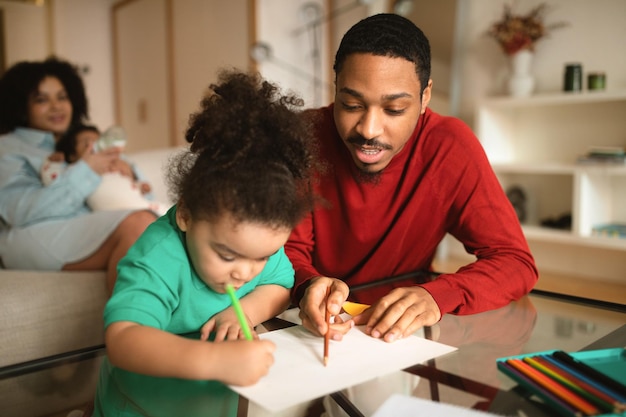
[353,286,441,342]
[298,277,353,341]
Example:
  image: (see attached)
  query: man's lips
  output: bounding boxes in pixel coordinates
[354,144,385,164]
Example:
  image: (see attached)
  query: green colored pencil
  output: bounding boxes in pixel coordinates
[225,284,253,341]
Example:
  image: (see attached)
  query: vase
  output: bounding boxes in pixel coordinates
[507,49,535,98]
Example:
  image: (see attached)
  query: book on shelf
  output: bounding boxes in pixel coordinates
[577,155,626,165]
[587,146,625,157]
[577,146,626,165]
[592,224,626,239]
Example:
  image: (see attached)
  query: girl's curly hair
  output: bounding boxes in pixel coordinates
[168,69,321,229]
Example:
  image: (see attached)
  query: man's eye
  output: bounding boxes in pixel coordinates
[386,108,406,115]
[341,102,361,111]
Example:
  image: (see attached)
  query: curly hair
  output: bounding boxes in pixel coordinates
[333,13,431,95]
[0,56,88,134]
[168,70,321,229]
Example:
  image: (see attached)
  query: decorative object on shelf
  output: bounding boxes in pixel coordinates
[506,185,527,222]
[540,213,571,230]
[487,3,568,97]
[587,72,606,91]
[507,49,535,97]
[563,63,583,92]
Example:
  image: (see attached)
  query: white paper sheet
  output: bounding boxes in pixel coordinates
[372,394,503,417]
[229,325,457,412]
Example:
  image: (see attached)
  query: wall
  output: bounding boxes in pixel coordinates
[51,0,116,130]
[171,0,249,141]
[0,0,116,129]
[456,0,626,127]
[0,0,249,146]
[3,0,625,141]
[0,1,48,66]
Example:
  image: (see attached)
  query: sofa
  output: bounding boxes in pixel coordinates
[0,147,180,417]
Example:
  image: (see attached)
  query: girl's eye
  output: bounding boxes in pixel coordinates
[218,253,235,262]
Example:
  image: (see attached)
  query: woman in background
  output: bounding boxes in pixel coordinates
[0,56,156,293]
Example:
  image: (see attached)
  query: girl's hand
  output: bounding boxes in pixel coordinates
[200,308,257,341]
[209,339,275,386]
[106,321,271,383]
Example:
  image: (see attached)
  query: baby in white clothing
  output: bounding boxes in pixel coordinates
[41,124,168,215]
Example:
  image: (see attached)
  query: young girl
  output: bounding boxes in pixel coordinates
[93,70,319,416]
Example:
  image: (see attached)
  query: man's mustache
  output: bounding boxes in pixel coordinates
[347,135,392,150]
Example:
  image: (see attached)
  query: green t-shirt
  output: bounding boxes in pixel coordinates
[94,206,295,417]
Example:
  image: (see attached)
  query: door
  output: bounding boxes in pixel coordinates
[112,0,174,152]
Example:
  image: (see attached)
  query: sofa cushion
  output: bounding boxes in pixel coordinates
[0,270,107,367]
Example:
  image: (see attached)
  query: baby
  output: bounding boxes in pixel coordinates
[41,124,168,215]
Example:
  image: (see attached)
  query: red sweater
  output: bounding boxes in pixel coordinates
[285,105,537,315]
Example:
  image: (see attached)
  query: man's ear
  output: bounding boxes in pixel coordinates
[420,79,433,114]
[175,200,190,232]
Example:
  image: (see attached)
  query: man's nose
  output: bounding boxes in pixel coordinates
[356,109,384,140]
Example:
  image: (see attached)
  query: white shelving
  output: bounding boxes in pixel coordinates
[476,90,626,282]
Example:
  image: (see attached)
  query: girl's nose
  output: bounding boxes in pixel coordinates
[230,262,254,283]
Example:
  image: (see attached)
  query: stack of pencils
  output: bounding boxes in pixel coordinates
[498,350,626,417]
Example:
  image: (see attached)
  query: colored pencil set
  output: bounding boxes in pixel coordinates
[497,349,626,417]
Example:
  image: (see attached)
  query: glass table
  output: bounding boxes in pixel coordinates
[1,289,624,417]
[251,290,626,417]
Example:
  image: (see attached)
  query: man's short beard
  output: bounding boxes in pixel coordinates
[353,167,382,185]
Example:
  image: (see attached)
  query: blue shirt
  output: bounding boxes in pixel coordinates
[0,127,100,228]
[0,128,134,270]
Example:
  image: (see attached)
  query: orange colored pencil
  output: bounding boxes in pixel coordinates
[533,355,622,413]
[524,356,615,414]
[324,287,330,366]
[506,359,600,416]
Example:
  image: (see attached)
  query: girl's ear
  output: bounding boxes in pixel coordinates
[175,200,190,232]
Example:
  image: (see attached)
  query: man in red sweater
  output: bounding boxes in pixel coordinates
[285,13,537,343]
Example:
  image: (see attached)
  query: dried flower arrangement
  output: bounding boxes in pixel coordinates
[488,3,568,55]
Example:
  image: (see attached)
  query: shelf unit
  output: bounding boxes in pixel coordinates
[475,90,626,282]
